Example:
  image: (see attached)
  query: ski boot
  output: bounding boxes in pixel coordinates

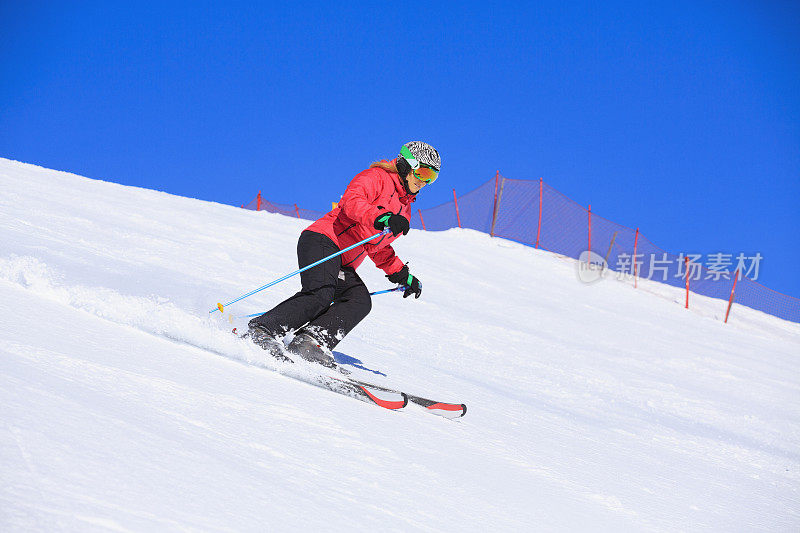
[286,333,348,374]
[247,324,293,363]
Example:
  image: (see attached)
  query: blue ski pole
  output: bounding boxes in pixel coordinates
[235,285,407,319]
[369,286,407,296]
[211,229,390,314]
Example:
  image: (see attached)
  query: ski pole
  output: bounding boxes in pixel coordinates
[369,286,407,296]
[234,286,408,319]
[211,229,390,314]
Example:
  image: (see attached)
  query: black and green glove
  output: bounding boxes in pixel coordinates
[387,265,422,299]
[374,212,410,237]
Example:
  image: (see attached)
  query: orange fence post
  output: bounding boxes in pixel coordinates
[294,204,300,218]
[256,191,262,211]
[684,256,690,309]
[587,204,592,265]
[633,227,640,288]
[418,209,426,230]
[453,188,462,228]
[536,177,543,249]
[724,269,740,323]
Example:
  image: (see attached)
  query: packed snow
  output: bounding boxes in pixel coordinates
[1,157,799,531]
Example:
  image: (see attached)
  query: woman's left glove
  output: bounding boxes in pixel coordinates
[387,265,422,299]
[374,212,410,236]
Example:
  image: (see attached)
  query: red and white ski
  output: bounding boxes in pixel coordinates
[345,378,467,419]
[234,327,465,418]
[319,374,408,411]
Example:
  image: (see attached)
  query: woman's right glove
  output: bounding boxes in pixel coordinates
[387,265,422,299]
[374,212,410,236]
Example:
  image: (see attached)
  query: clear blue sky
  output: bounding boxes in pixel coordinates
[2,1,799,297]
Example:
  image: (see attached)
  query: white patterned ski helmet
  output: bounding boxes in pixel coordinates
[400,141,441,172]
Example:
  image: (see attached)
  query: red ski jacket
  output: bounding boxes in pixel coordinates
[305,160,415,275]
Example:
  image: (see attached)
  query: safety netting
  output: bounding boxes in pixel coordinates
[243,194,326,222]
[243,175,799,324]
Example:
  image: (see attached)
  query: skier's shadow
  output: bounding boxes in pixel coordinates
[333,352,387,376]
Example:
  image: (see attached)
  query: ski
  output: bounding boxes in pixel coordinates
[346,378,467,419]
[271,356,465,418]
[233,327,465,418]
[313,374,408,411]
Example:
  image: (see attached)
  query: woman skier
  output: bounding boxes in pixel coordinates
[247,141,441,367]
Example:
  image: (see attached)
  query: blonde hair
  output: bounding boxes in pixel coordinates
[369,159,398,174]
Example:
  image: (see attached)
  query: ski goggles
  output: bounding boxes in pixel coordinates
[400,145,439,184]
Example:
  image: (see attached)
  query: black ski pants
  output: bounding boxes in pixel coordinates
[249,230,372,350]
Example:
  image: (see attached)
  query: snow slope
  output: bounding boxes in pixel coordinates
[1,158,799,532]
